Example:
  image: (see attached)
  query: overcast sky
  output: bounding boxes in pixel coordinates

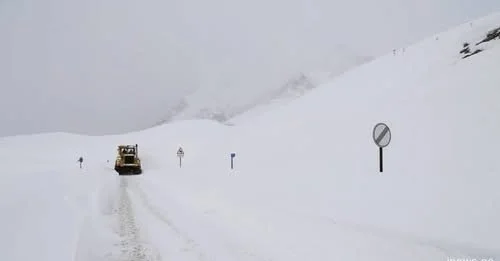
[0,0,499,136]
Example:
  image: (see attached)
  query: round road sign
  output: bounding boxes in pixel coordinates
[373,123,391,148]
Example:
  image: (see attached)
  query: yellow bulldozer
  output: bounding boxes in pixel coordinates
[114,144,142,175]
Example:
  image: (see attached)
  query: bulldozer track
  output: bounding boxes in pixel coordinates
[117,178,162,261]
[76,175,264,261]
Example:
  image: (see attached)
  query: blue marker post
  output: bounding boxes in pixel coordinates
[230,153,236,169]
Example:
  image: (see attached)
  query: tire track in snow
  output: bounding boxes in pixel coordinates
[132,179,276,261]
[302,214,500,259]
[117,177,162,261]
[132,181,209,261]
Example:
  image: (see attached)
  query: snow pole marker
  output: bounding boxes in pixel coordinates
[177,147,184,168]
[77,156,83,169]
[230,153,236,169]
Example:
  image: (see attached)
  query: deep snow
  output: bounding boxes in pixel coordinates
[1,12,500,261]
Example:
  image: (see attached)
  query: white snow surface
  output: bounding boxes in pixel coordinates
[1,13,500,261]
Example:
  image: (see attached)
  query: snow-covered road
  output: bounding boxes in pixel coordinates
[71,169,496,261]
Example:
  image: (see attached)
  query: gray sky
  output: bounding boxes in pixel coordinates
[0,0,499,136]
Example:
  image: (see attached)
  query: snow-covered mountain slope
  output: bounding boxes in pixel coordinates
[1,12,500,261]
[150,71,335,127]
[1,0,498,137]
[232,12,500,125]
[160,64,370,125]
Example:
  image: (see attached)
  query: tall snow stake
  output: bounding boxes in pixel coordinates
[230,153,236,169]
[77,156,83,169]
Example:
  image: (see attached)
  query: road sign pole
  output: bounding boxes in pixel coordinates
[177,147,184,168]
[379,147,383,172]
[230,153,236,170]
[373,123,391,173]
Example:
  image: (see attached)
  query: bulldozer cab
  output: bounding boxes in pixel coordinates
[119,146,136,163]
[120,146,136,155]
[115,144,142,175]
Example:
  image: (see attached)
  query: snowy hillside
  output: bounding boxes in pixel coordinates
[160,65,371,125]
[1,12,500,261]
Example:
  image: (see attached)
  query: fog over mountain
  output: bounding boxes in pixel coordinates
[1,0,499,136]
